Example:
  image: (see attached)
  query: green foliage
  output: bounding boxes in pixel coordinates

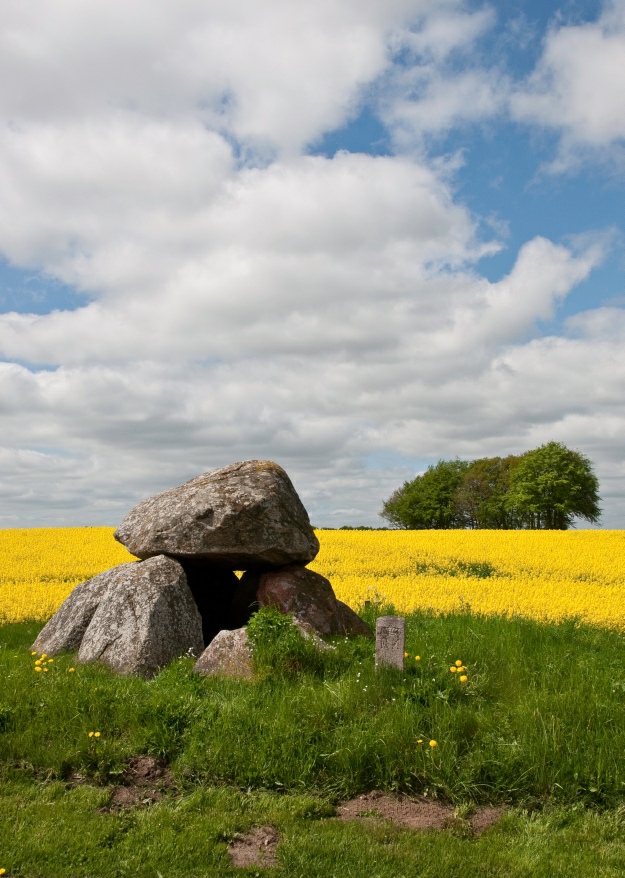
[246,605,325,677]
[507,442,601,529]
[454,454,523,529]
[381,459,471,529]
[381,442,601,530]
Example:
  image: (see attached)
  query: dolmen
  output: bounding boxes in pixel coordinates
[32,460,372,678]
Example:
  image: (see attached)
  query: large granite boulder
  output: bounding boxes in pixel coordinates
[31,564,132,656]
[32,556,204,678]
[114,460,319,571]
[244,564,373,638]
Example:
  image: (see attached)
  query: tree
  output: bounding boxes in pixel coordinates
[453,455,523,529]
[506,442,601,529]
[380,459,471,529]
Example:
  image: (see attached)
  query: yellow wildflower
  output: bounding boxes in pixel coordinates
[450,666,457,672]
[68,668,75,673]
[417,739,423,744]
[455,660,462,667]
[34,666,42,672]
[415,655,421,661]
[429,740,438,748]
[460,675,468,683]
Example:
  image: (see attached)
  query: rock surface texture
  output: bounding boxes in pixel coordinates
[114,460,319,570]
[33,459,373,678]
[192,627,254,679]
[33,556,204,678]
[251,564,373,638]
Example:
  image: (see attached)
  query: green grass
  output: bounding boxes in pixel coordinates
[3,608,625,875]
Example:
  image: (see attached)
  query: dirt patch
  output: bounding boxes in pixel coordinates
[337,790,504,835]
[228,825,279,869]
[98,755,176,812]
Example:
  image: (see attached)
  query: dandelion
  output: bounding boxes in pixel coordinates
[450,666,457,673]
[429,740,438,748]
[415,655,421,661]
[94,732,101,738]
[47,658,54,663]
[68,668,75,673]
[34,659,42,666]
[31,651,37,656]
[455,660,462,667]
[417,739,423,744]
[40,654,47,659]
[404,652,408,658]
[43,667,49,672]
[460,675,468,683]
[34,666,42,672]
[0,868,6,875]
[88,732,94,738]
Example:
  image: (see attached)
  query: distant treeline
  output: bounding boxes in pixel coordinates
[380,441,601,530]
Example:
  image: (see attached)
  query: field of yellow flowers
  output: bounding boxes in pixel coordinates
[1,527,624,631]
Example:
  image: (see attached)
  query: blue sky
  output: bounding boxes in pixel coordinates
[0,0,624,527]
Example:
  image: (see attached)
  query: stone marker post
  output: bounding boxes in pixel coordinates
[375,615,405,670]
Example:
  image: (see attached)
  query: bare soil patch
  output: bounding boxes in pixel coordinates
[228,825,280,869]
[98,755,176,812]
[337,790,504,835]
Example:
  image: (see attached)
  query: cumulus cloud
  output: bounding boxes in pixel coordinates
[0,0,624,528]
[511,0,625,169]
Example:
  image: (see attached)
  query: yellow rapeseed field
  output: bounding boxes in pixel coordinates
[1,527,624,631]
[0,528,136,624]
[309,529,625,631]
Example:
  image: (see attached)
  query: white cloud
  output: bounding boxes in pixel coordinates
[511,0,625,168]
[0,0,434,156]
[0,0,624,529]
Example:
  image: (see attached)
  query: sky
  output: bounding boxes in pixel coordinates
[0,0,624,529]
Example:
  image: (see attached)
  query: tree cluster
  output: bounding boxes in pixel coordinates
[380,442,601,530]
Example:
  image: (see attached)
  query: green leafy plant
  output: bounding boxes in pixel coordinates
[246,605,325,677]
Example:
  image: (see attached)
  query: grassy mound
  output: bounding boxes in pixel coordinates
[2,607,625,876]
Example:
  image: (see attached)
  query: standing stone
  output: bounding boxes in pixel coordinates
[113,460,319,570]
[31,564,134,656]
[375,616,405,670]
[77,555,204,678]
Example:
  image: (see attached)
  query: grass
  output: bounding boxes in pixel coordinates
[3,606,625,875]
